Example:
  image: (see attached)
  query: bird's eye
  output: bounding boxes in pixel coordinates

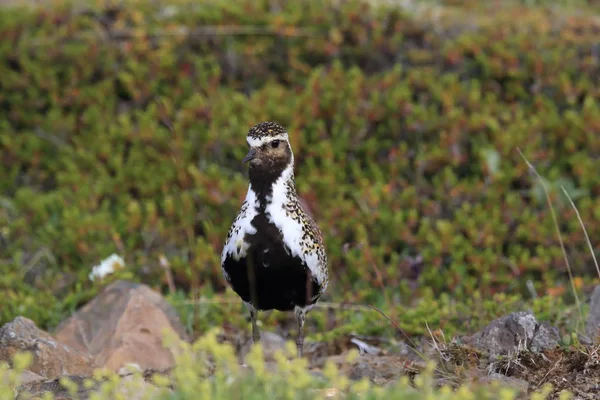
[271,140,280,148]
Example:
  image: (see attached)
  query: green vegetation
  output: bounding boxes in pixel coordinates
[1,0,600,397]
[0,330,576,399]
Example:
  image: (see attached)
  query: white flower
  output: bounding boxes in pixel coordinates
[89,254,125,281]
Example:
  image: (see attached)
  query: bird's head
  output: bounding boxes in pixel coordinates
[243,122,294,181]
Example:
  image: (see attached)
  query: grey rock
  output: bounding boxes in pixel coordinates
[320,353,419,385]
[241,331,287,362]
[480,372,530,393]
[0,317,95,379]
[463,311,559,355]
[16,373,169,400]
[531,322,561,352]
[16,375,95,400]
[585,285,600,341]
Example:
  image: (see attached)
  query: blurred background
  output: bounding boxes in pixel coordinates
[1,0,599,345]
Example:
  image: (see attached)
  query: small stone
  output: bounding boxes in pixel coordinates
[18,370,45,385]
[241,331,287,362]
[475,371,529,393]
[0,317,95,379]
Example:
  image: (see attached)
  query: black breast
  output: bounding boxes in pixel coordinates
[222,213,322,311]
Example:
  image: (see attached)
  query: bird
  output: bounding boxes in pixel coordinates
[221,121,329,358]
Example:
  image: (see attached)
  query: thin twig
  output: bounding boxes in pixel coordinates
[516,147,585,330]
[425,321,462,384]
[363,243,393,316]
[314,301,375,311]
[426,321,449,362]
[537,355,562,387]
[560,185,600,280]
[368,305,427,361]
[500,256,521,275]
[159,254,176,295]
[155,96,175,135]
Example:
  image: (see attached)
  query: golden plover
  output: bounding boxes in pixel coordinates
[221,122,329,357]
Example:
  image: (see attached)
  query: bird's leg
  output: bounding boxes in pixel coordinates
[250,307,261,343]
[294,307,306,358]
[251,312,261,344]
[296,324,304,358]
[245,255,261,344]
[245,302,260,343]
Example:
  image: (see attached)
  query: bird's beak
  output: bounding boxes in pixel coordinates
[242,147,257,164]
